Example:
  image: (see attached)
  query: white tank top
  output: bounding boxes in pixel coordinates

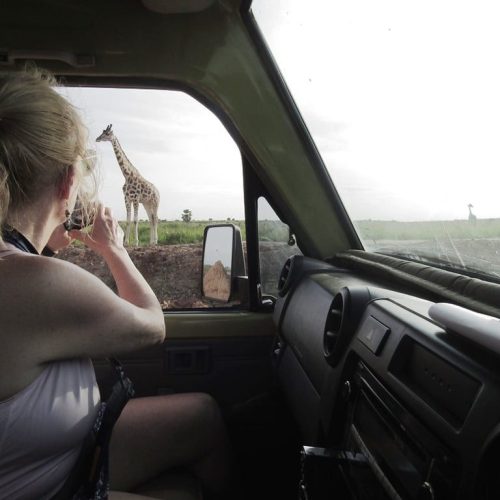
[0,359,100,499]
[0,246,101,499]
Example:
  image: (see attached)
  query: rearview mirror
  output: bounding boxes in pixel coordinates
[202,224,246,303]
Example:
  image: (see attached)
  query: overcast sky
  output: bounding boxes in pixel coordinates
[63,0,500,223]
[253,0,500,222]
[61,86,244,221]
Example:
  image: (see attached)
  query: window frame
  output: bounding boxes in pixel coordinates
[60,78,256,313]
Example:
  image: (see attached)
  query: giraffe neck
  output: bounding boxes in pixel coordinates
[111,137,138,179]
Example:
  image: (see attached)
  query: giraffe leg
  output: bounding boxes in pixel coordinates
[151,191,160,246]
[153,212,158,245]
[125,200,131,246]
[133,202,139,246]
[150,211,158,245]
[144,203,158,245]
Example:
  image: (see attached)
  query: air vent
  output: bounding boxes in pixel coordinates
[277,256,296,297]
[324,292,346,366]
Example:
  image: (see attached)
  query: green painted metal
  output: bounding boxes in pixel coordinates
[165,310,276,339]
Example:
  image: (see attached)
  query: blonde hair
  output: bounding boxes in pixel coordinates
[0,67,98,232]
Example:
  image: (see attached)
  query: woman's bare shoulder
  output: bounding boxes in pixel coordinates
[0,251,163,364]
[0,251,103,289]
[0,253,114,344]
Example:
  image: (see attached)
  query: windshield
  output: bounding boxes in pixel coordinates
[252,0,500,281]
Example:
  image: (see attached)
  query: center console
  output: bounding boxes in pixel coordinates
[298,298,500,500]
[300,361,458,500]
[340,362,458,500]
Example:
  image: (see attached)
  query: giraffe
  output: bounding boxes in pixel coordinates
[468,203,477,225]
[96,124,160,245]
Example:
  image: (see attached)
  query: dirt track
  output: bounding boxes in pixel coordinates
[58,241,296,308]
[58,244,208,309]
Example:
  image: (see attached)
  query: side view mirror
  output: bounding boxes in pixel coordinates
[201,224,247,303]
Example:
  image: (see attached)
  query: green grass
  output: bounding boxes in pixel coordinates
[119,218,500,246]
[355,218,500,242]
[120,220,246,245]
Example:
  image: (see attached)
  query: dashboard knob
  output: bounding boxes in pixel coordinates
[419,481,435,500]
[342,381,352,401]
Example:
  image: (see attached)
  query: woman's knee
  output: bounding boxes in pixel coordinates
[190,393,221,422]
[184,393,226,443]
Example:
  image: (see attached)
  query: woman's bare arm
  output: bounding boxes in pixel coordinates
[1,205,165,364]
[71,205,163,314]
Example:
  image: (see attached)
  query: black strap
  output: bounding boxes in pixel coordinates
[2,227,39,254]
[2,225,56,256]
[86,359,135,494]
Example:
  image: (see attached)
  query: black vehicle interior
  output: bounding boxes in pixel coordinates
[273,254,500,500]
[3,1,500,500]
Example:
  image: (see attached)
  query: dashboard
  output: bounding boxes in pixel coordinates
[273,256,500,500]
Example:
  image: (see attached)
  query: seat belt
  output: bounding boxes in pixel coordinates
[52,358,135,500]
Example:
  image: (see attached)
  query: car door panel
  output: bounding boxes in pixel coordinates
[93,311,277,410]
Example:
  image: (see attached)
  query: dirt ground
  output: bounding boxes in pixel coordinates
[58,244,209,309]
[58,241,296,309]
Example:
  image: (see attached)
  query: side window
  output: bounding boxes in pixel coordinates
[58,87,245,310]
[258,197,301,297]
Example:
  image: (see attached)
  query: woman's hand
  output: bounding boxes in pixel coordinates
[65,202,164,349]
[45,224,73,253]
[70,203,124,256]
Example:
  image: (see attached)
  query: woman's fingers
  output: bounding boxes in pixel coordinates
[116,224,125,245]
[69,229,89,244]
[47,224,74,251]
[71,203,125,254]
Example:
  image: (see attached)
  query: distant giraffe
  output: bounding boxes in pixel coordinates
[468,203,477,225]
[96,124,160,245]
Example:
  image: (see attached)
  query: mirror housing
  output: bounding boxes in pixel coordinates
[201,224,247,303]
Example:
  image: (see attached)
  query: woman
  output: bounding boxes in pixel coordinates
[0,69,231,499]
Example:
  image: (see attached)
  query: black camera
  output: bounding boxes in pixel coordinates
[64,198,95,231]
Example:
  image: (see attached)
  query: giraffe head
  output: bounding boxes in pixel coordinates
[96,124,114,142]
